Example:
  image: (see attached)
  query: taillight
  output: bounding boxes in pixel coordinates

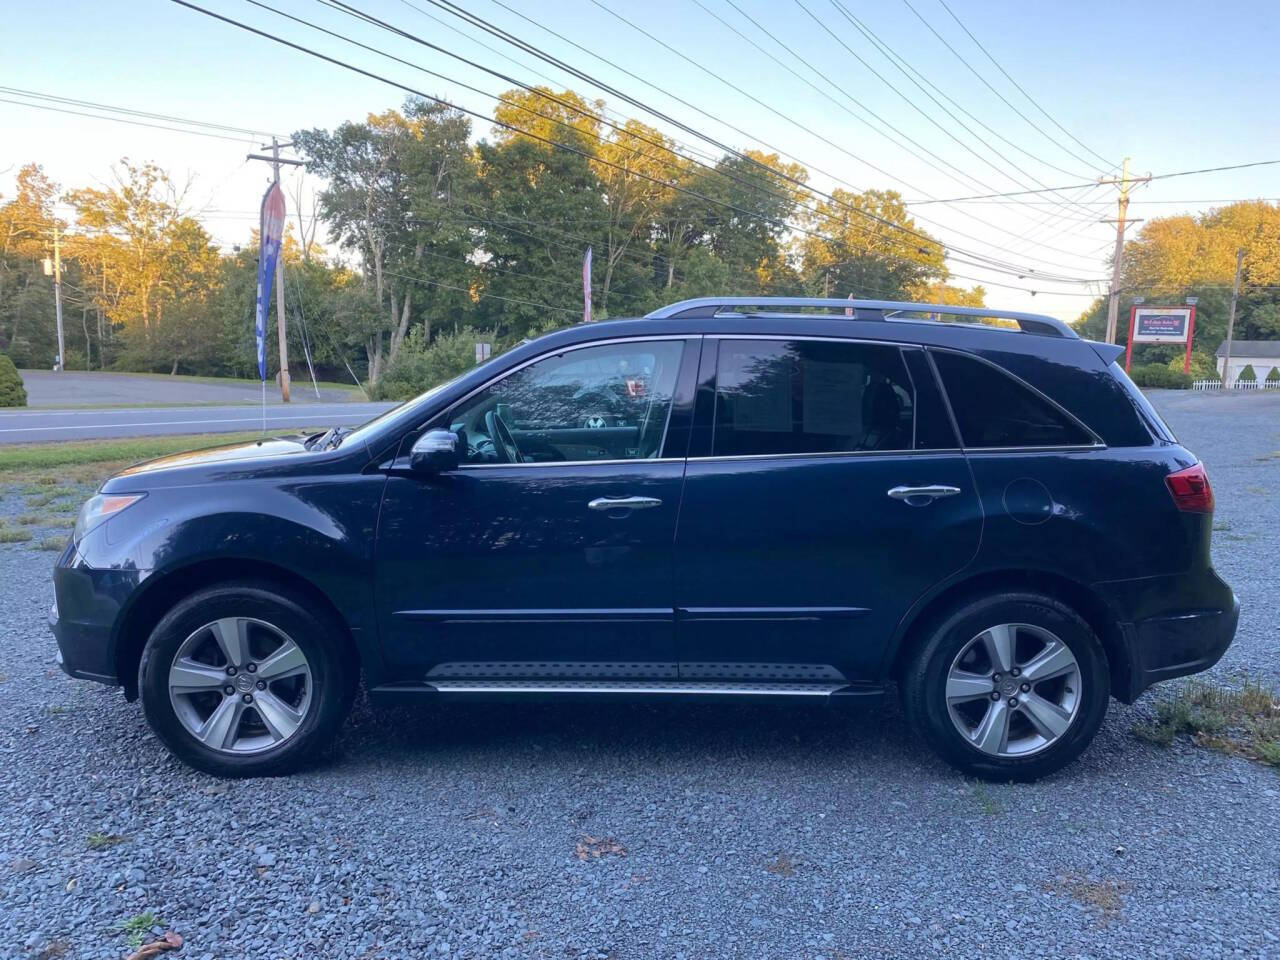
[1165,463,1214,513]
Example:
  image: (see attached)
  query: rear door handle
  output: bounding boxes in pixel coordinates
[887,484,961,503]
[588,496,663,511]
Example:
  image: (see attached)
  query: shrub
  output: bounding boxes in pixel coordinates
[1128,363,1190,389]
[1238,364,1257,382]
[370,326,499,402]
[0,354,28,407]
[1173,352,1219,382]
[1266,366,1280,384]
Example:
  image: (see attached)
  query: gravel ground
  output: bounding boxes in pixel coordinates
[2,391,1279,960]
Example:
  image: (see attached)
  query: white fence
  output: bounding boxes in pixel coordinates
[1192,379,1280,391]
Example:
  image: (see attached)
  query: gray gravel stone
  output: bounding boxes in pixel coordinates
[1,390,1278,958]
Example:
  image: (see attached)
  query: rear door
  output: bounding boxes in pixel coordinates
[673,337,982,683]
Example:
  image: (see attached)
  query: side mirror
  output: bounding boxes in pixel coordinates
[409,429,460,474]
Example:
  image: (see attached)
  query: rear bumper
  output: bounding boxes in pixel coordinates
[1095,569,1239,702]
[1120,597,1239,702]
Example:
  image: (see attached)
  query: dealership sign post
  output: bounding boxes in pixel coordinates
[1124,305,1196,373]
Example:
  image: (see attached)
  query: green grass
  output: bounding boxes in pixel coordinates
[0,431,301,475]
[0,526,33,543]
[86,832,128,850]
[120,912,159,947]
[36,535,67,551]
[1133,678,1280,767]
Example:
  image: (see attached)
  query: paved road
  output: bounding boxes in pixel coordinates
[18,370,361,407]
[0,402,398,444]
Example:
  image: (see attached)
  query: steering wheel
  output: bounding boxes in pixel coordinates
[484,408,520,464]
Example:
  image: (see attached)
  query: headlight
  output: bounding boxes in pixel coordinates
[74,493,145,543]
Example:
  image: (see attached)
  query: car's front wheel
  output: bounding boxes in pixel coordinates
[901,592,1110,781]
[138,582,356,777]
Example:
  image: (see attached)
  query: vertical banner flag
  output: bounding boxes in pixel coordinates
[582,246,593,323]
[255,182,286,381]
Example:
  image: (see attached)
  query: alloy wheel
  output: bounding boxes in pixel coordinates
[944,622,1082,758]
[167,617,313,754]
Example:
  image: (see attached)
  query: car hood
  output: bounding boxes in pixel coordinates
[109,435,312,481]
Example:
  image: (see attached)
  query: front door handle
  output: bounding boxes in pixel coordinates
[588,496,663,511]
[887,484,961,504]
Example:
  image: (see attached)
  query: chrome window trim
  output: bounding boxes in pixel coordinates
[457,457,685,470]
[422,334,694,468]
[925,345,1105,449]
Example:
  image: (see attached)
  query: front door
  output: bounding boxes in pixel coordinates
[375,337,697,683]
[674,337,982,683]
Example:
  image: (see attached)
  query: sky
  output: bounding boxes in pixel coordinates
[3,0,1279,322]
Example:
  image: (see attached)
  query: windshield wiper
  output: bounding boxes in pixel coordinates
[308,426,352,451]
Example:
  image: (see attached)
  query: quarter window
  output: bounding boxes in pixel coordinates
[445,340,685,464]
[931,350,1093,448]
[711,339,918,457]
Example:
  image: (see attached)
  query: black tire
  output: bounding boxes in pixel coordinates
[900,591,1109,782]
[138,581,357,778]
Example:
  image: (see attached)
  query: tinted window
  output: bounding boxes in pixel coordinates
[932,350,1093,448]
[711,339,918,456]
[446,340,684,464]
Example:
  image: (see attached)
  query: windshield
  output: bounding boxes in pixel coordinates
[341,372,470,452]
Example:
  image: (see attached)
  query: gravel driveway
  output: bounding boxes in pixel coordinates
[2,391,1279,959]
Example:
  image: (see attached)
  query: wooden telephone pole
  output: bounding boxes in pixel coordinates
[1221,248,1245,386]
[1099,158,1151,344]
[248,138,304,401]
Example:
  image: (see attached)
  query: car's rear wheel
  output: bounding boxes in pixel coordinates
[901,592,1109,781]
[138,582,356,777]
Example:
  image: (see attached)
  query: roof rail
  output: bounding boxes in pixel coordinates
[643,297,1077,339]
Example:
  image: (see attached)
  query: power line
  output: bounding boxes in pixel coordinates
[924,0,1115,172]
[697,0,1104,267]
[409,0,1104,280]
[168,0,1105,295]
[909,160,1280,204]
[298,0,1100,282]
[0,95,261,143]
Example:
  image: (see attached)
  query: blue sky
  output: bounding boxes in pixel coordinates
[3,0,1278,320]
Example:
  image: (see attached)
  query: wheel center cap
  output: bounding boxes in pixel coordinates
[236,673,256,693]
[998,678,1020,696]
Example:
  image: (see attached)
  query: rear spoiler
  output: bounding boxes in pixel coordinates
[1088,341,1125,366]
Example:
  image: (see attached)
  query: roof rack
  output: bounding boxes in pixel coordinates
[642,297,1077,339]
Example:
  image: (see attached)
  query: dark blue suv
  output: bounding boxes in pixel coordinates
[50,297,1238,780]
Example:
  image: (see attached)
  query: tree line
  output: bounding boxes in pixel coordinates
[1,88,981,399]
[6,85,1275,401]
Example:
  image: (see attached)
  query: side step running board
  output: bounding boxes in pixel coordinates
[428,680,848,695]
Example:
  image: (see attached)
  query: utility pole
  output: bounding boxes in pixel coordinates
[1221,247,1245,387]
[1099,158,1150,344]
[52,223,65,371]
[248,137,304,401]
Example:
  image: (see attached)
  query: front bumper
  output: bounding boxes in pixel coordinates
[49,548,145,688]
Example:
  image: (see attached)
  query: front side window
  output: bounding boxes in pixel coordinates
[445,340,685,464]
[712,339,917,457]
[932,350,1094,448]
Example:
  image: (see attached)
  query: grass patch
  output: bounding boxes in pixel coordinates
[86,832,129,850]
[120,912,159,947]
[0,431,291,475]
[970,780,1002,816]
[1133,678,1280,767]
[1044,873,1128,921]
[0,527,33,543]
[35,535,67,551]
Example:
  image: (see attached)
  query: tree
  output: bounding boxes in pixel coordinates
[799,188,946,301]
[0,353,27,406]
[65,161,222,373]
[294,99,475,382]
[0,164,60,367]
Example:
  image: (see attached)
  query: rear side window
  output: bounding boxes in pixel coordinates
[712,339,920,456]
[1108,361,1177,442]
[931,350,1094,449]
